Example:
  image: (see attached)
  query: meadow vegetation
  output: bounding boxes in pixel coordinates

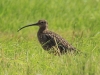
[0,0,100,75]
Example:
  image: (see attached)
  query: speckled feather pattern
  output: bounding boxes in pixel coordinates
[38,30,76,53]
[18,20,77,54]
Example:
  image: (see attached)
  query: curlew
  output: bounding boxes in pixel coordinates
[18,20,78,55]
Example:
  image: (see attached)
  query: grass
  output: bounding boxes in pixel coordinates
[0,0,100,75]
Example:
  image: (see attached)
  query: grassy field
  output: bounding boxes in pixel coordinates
[0,0,100,75]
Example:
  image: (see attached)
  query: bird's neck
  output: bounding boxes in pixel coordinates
[38,26,48,34]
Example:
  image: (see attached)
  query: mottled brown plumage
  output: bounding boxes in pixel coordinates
[18,20,77,54]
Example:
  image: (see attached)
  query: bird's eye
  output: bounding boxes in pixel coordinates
[41,22,44,24]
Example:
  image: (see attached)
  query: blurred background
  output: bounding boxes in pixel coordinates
[0,0,100,75]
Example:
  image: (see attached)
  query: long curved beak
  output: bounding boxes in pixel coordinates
[17,23,38,32]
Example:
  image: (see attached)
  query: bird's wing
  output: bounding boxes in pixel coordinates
[44,31,76,51]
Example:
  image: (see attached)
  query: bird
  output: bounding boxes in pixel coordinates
[18,20,78,55]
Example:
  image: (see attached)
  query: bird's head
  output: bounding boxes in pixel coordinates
[18,20,48,32]
[37,20,48,26]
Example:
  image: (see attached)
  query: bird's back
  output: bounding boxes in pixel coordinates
[37,30,76,54]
